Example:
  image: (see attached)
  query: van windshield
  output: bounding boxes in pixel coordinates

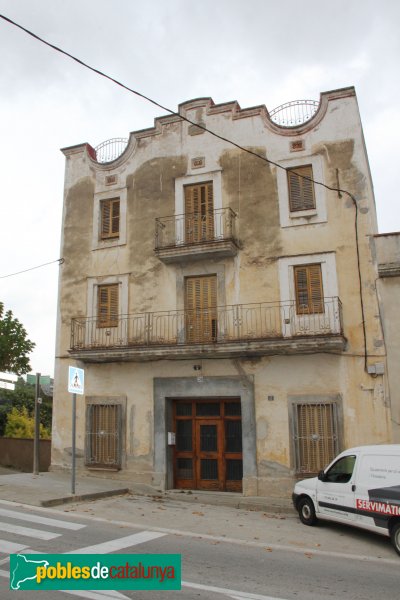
[324,455,356,484]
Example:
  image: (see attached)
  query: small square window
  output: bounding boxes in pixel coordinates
[290,140,305,152]
[105,174,118,186]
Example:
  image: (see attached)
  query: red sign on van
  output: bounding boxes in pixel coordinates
[356,498,400,516]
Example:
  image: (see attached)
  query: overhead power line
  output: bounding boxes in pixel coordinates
[0,13,354,198]
[0,13,368,372]
[0,258,64,279]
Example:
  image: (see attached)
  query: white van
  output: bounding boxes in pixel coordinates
[292,445,400,555]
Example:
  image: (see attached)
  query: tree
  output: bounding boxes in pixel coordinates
[0,378,52,436]
[0,302,35,375]
[0,403,9,436]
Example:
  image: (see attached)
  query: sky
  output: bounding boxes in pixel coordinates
[0,0,399,377]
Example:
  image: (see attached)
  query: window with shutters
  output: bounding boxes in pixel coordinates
[184,182,214,243]
[287,165,315,212]
[185,275,217,343]
[294,264,324,314]
[92,188,126,249]
[97,284,119,328]
[277,156,326,227]
[293,402,338,474]
[100,198,120,239]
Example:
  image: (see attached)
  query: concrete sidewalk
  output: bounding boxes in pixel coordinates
[0,467,294,514]
[0,468,129,507]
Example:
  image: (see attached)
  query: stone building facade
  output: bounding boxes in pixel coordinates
[52,86,391,497]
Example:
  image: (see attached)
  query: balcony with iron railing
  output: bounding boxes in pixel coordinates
[155,207,239,263]
[69,297,346,363]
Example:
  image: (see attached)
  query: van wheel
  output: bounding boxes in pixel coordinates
[298,497,318,526]
[390,522,400,556]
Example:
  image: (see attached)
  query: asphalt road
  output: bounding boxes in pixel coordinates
[0,496,399,600]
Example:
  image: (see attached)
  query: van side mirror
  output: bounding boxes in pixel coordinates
[318,470,327,481]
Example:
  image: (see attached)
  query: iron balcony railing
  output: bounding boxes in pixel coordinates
[70,297,343,351]
[155,207,238,250]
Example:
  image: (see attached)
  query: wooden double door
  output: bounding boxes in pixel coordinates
[174,399,243,492]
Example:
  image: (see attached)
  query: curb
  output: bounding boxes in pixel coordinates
[40,488,130,507]
[138,490,296,515]
[237,500,295,514]
[40,487,295,515]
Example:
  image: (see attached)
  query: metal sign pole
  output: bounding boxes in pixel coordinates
[68,365,84,497]
[72,393,76,495]
[33,372,41,475]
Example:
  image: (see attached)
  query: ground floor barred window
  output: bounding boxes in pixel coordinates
[85,403,122,469]
[292,401,338,474]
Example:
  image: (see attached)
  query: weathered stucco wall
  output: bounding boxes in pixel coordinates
[52,353,390,495]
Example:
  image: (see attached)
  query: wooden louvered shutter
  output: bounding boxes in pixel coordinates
[185,183,214,243]
[101,201,111,238]
[287,165,315,212]
[97,284,119,327]
[294,264,324,314]
[185,277,199,342]
[295,403,337,474]
[202,182,214,240]
[185,185,199,243]
[101,199,120,239]
[111,200,120,235]
[109,284,119,325]
[201,275,217,341]
[185,275,217,342]
[308,265,324,313]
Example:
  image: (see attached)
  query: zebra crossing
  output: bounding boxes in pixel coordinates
[0,502,281,600]
[0,500,169,599]
[0,502,87,558]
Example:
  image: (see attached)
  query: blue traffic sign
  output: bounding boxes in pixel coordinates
[68,366,85,395]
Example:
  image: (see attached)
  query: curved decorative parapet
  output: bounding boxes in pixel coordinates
[60,88,356,163]
[95,138,129,163]
[269,100,319,127]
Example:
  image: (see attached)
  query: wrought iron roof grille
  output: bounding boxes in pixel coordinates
[269,100,319,127]
[95,138,129,163]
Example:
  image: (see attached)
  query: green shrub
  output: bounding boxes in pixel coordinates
[4,407,51,439]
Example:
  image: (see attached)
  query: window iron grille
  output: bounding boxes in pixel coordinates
[85,403,122,468]
[293,402,339,474]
